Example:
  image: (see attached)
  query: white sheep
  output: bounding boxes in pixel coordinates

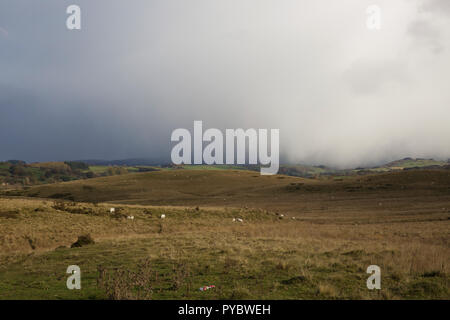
[160,214,166,219]
[110,208,115,214]
[127,215,134,220]
[236,218,243,223]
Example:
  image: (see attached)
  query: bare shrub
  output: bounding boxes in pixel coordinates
[97,259,192,300]
[71,234,95,248]
[0,209,19,219]
[97,260,154,300]
[170,261,192,292]
[52,200,93,215]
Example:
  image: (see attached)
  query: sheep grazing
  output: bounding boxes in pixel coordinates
[127,215,134,220]
[233,218,243,223]
[160,214,166,219]
[110,208,115,214]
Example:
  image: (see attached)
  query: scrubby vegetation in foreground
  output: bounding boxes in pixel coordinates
[0,191,448,299]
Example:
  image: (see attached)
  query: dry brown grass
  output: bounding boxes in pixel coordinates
[0,169,449,299]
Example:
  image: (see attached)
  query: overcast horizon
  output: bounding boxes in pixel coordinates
[1,0,450,168]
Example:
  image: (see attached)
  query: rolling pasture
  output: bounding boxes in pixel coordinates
[0,169,449,299]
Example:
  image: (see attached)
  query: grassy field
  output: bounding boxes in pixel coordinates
[0,169,449,299]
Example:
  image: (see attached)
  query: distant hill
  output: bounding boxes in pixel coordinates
[0,161,92,186]
[0,161,146,187]
[380,158,448,169]
[1,157,449,186]
[80,158,169,166]
[277,158,450,178]
[8,166,450,208]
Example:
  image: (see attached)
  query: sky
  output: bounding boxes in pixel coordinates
[0,0,449,168]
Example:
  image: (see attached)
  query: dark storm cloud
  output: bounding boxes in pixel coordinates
[0,27,7,37]
[0,0,449,167]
